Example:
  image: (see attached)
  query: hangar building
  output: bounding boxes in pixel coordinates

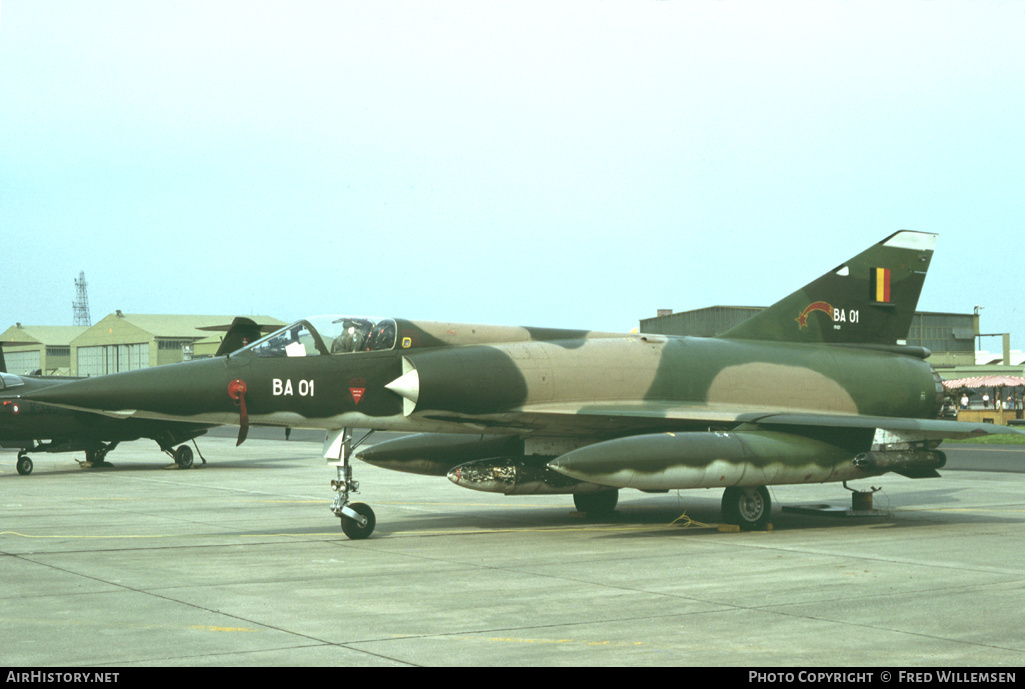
[1,313,284,377]
[0,325,88,376]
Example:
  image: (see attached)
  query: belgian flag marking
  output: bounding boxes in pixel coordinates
[872,267,891,303]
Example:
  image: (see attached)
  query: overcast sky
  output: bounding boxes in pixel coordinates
[2,2,1022,350]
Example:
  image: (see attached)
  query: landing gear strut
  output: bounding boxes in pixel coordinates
[328,428,376,539]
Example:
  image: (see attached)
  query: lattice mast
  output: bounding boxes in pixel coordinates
[73,271,91,326]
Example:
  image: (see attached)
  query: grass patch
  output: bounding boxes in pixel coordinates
[943,432,1025,445]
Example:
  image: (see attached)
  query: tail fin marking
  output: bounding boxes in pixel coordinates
[721,231,937,346]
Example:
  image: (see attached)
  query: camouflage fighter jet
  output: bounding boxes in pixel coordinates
[1,317,273,475]
[19,232,1020,536]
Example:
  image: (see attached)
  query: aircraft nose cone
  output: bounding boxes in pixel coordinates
[21,357,230,421]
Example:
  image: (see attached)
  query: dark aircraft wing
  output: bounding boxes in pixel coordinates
[470,400,1025,441]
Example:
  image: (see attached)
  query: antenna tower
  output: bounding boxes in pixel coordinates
[73,271,91,326]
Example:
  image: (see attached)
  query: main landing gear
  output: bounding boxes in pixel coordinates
[14,442,118,475]
[721,485,772,530]
[328,428,376,539]
[166,444,196,469]
[16,450,33,476]
[158,437,205,469]
[12,439,204,475]
[83,444,117,469]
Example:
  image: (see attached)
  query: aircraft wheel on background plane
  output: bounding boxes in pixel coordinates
[340,502,376,540]
[174,445,194,469]
[721,485,771,530]
[85,448,113,468]
[16,454,33,476]
[573,489,619,516]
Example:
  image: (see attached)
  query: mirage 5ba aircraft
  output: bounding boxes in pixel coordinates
[21,232,1021,537]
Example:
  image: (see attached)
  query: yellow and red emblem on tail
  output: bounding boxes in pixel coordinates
[795,301,833,329]
[872,267,891,303]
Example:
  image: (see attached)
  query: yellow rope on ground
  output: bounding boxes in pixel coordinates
[668,511,714,529]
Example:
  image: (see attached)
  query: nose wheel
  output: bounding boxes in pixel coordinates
[339,501,376,540]
[328,428,377,539]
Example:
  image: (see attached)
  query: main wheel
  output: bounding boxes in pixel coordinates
[174,445,194,469]
[84,449,113,468]
[721,486,771,530]
[573,489,619,516]
[340,502,376,540]
[16,455,33,476]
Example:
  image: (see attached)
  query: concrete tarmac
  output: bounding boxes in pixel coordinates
[2,437,1024,667]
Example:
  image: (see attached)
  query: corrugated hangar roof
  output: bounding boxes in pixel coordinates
[1,325,89,347]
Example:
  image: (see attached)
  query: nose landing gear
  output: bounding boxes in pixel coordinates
[327,428,376,539]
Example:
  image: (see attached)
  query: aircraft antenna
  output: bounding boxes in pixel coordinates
[73,271,91,326]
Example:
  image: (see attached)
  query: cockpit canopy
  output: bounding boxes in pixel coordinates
[241,316,397,358]
[0,372,25,390]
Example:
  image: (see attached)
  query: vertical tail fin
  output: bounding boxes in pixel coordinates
[208,317,270,357]
[721,231,936,345]
[197,318,281,358]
